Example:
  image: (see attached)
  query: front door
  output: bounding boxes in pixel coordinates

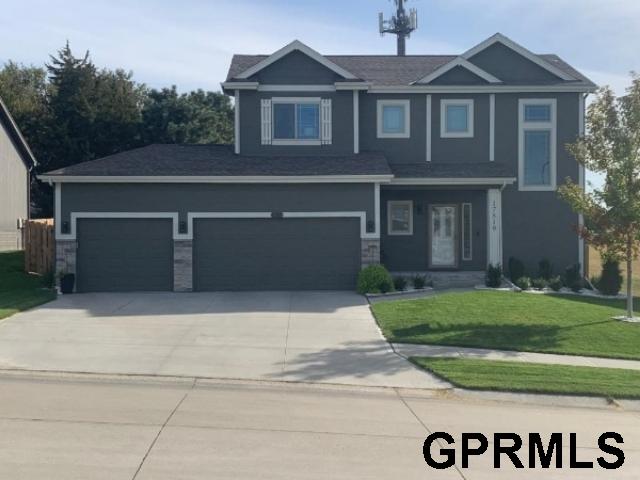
[430,205,457,268]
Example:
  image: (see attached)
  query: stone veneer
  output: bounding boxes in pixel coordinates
[361,239,381,268]
[56,240,77,287]
[173,240,193,292]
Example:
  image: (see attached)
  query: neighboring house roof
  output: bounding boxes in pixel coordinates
[39,144,393,180]
[0,97,37,170]
[225,34,596,89]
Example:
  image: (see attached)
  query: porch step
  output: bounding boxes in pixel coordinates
[393,271,485,289]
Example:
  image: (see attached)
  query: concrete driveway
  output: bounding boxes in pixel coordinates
[0,292,447,389]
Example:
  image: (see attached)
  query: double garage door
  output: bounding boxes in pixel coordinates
[76,217,360,292]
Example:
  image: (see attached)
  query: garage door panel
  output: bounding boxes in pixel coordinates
[77,219,173,292]
[194,218,360,291]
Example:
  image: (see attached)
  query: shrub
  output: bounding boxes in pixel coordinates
[508,257,525,281]
[598,259,623,296]
[485,264,503,288]
[412,275,427,290]
[538,258,553,280]
[564,264,583,292]
[531,277,548,290]
[515,276,532,290]
[393,276,408,291]
[357,265,394,294]
[549,276,563,292]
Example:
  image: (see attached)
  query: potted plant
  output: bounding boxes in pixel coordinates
[59,271,75,294]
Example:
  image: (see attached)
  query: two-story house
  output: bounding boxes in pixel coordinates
[40,34,596,292]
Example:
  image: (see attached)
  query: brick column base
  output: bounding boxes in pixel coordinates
[361,239,381,268]
[56,240,77,290]
[174,240,193,292]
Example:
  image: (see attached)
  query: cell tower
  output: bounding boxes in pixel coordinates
[379,0,418,56]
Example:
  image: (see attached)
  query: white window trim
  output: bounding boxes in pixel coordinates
[377,100,411,139]
[272,97,322,145]
[387,200,413,236]
[440,99,474,138]
[462,203,473,261]
[518,98,557,191]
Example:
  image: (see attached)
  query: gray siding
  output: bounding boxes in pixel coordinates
[249,50,341,85]
[430,66,489,85]
[468,43,562,83]
[194,218,360,291]
[239,90,354,155]
[61,183,376,227]
[0,121,28,250]
[380,187,487,271]
[76,218,173,292]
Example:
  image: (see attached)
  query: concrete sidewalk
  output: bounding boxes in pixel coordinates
[393,344,640,370]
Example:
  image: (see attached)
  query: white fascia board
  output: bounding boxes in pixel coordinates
[235,40,358,80]
[415,57,502,85]
[335,82,371,91]
[221,82,259,90]
[390,177,517,186]
[259,85,335,92]
[461,33,575,82]
[38,175,394,184]
[368,85,596,94]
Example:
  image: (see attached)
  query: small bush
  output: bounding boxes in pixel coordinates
[515,276,532,290]
[412,275,427,290]
[598,259,623,296]
[508,257,526,281]
[531,277,548,290]
[393,276,408,291]
[564,264,583,292]
[357,265,394,294]
[485,264,503,288]
[549,276,563,292]
[538,258,553,280]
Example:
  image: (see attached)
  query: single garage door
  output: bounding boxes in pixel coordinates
[194,218,361,291]
[77,218,173,292]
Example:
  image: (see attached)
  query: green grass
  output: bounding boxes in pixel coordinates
[372,290,640,360]
[0,251,56,321]
[412,357,640,399]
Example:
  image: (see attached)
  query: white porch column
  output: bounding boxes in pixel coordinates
[487,188,503,266]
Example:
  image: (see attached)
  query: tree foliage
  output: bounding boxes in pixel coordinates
[558,73,640,318]
[0,42,234,215]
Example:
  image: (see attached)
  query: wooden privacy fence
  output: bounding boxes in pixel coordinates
[24,219,54,275]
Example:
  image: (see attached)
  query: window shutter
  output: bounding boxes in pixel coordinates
[261,99,272,145]
[321,99,332,145]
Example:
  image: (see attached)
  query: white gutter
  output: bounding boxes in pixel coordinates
[38,174,395,184]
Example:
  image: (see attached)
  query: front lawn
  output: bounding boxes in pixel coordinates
[412,357,640,399]
[372,290,640,360]
[0,251,56,321]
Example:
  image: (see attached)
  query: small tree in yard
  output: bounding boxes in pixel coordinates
[559,73,640,320]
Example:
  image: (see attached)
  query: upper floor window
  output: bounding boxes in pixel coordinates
[377,100,411,138]
[441,99,474,138]
[518,99,557,191]
[272,98,320,145]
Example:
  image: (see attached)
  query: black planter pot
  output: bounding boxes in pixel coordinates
[60,274,75,294]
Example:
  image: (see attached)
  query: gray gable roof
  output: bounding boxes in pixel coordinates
[227,44,595,88]
[41,145,393,178]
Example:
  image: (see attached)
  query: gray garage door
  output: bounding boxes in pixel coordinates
[77,218,173,292]
[194,218,361,291]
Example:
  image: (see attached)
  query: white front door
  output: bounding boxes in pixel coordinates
[430,206,457,267]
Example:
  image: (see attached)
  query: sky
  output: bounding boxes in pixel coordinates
[1,0,638,186]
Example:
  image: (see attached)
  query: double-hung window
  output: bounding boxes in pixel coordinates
[518,99,557,191]
[441,99,474,138]
[272,98,321,145]
[387,201,413,235]
[377,100,411,138]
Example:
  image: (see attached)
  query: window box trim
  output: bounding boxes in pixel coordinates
[518,98,557,191]
[440,99,474,138]
[387,200,414,236]
[377,100,411,139]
